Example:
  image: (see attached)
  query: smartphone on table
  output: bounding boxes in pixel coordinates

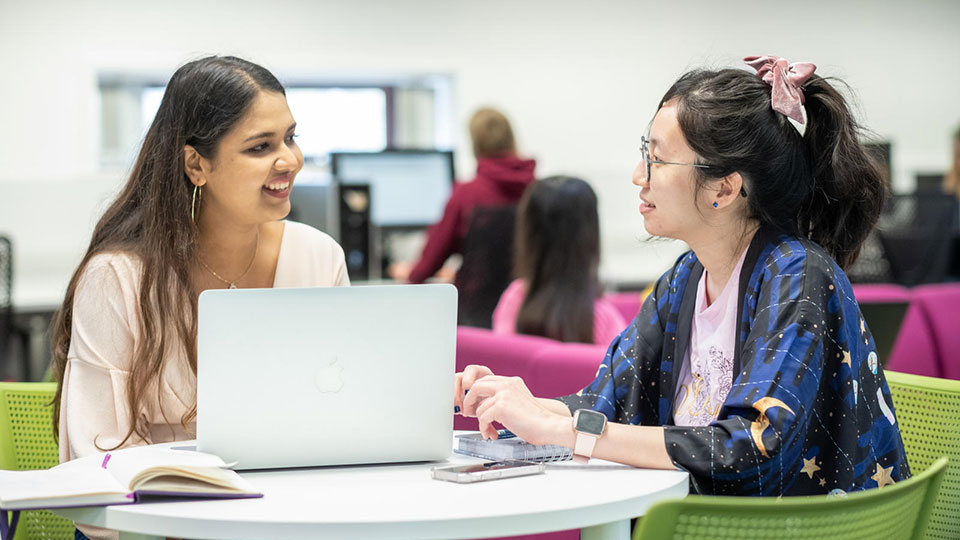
[431,460,545,483]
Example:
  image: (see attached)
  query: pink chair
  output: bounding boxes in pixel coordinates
[853,283,942,378]
[529,341,606,399]
[604,291,647,323]
[851,283,911,303]
[453,327,606,540]
[910,284,960,380]
[454,327,605,428]
[853,284,917,370]
[885,298,940,378]
[455,327,552,431]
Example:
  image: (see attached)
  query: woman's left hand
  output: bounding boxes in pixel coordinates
[462,375,568,446]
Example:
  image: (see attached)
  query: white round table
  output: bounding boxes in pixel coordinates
[56,437,688,540]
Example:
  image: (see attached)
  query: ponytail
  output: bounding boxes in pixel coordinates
[661,67,886,269]
[800,76,887,269]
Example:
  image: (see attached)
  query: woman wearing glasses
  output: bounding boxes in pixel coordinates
[456,56,908,496]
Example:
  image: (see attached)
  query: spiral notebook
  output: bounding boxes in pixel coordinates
[455,430,572,462]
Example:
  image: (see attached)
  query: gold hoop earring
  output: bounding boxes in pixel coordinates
[191,185,202,222]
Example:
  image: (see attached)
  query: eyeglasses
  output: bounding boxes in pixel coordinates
[639,136,747,197]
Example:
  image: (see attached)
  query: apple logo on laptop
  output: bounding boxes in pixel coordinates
[315,357,344,393]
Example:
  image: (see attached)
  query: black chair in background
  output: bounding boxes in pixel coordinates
[0,236,33,381]
[876,193,959,286]
[846,230,895,283]
[454,206,517,328]
[915,173,945,194]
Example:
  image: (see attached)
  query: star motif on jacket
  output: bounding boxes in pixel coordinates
[819,477,826,487]
[841,350,852,368]
[871,463,895,489]
[800,456,821,479]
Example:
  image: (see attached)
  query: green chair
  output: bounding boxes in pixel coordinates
[886,370,960,540]
[632,457,947,540]
[0,382,73,540]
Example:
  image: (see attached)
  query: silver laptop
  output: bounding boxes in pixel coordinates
[196,284,456,470]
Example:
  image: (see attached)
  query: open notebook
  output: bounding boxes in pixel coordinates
[0,445,260,512]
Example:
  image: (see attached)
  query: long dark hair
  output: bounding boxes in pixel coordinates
[514,176,601,343]
[51,56,285,446]
[659,68,886,269]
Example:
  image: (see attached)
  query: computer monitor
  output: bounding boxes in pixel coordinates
[330,150,455,228]
[915,173,945,194]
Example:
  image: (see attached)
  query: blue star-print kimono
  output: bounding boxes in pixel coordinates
[557,227,910,496]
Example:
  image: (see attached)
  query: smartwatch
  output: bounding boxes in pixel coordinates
[572,409,607,463]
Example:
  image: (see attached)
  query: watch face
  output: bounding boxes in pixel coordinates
[575,409,606,435]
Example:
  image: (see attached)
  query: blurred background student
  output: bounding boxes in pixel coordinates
[945,125,960,199]
[389,108,535,282]
[389,107,536,325]
[492,176,626,345]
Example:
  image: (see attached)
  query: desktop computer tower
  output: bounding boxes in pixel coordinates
[288,183,337,240]
[338,183,376,281]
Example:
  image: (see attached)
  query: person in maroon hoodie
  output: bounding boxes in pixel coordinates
[390,107,536,285]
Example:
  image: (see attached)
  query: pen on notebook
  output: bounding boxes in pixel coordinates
[101,453,112,469]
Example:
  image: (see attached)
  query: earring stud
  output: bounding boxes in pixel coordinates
[712,202,718,208]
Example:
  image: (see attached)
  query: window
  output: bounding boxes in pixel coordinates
[285,87,387,162]
[99,73,452,171]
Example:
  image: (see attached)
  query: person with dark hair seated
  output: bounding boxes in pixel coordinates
[945,124,960,199]
[492,176,626,345]
[456,56,908,497]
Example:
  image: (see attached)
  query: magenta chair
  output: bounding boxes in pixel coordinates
[454,327,605,429]
[911,284,960,380]
[851,283,943,378]
[851,284,933,375]
[887,295,942,378]
[869,282,960,380]
[454,327,607,540]
[454,327,552,431]
[529,341,607,398]
[604,291,647,323]
[851,283,911,303]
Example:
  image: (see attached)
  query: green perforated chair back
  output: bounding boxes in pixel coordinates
[0,382,74,540]
[633,457,947,540]
[886,370,960,540]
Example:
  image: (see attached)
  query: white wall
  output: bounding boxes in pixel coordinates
[2,0,959,302]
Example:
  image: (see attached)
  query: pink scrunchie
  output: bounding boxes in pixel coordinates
[744,55,817,124]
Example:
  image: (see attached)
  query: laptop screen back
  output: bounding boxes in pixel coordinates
[197,284,457,469]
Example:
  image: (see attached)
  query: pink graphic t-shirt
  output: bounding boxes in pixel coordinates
[673,248,748,427]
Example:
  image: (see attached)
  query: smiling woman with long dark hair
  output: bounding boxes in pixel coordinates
[51,56,348,540]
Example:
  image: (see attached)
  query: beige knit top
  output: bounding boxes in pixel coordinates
[58,221,349,463]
